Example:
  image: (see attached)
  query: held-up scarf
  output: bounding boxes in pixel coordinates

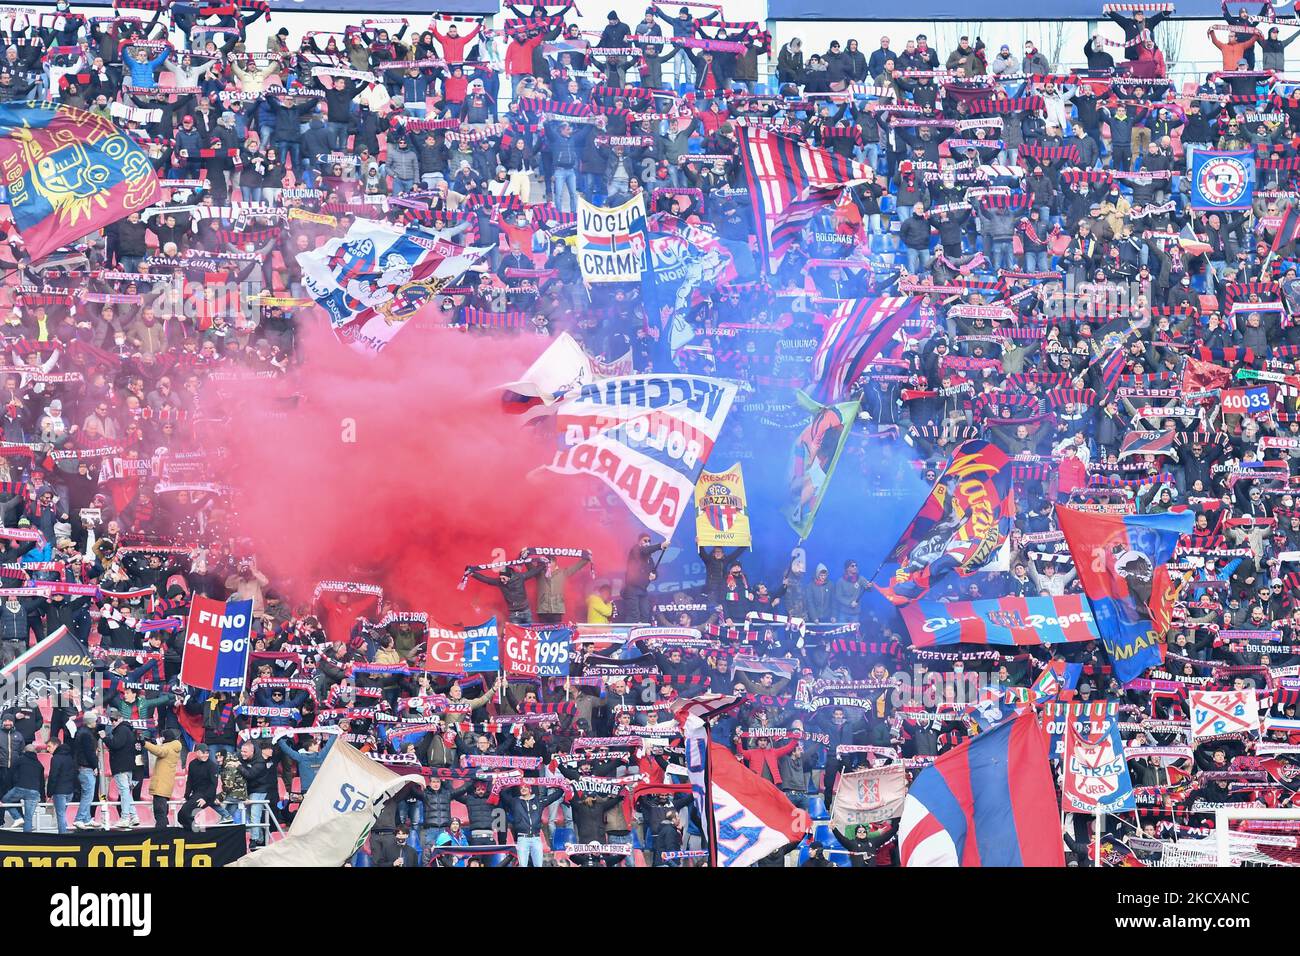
[457,547,592,589]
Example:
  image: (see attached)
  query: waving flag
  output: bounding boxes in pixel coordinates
[1030,659,1083,701]
[680,696,805,866]
[736,125,872,271]
[1056,506,1193,683]
[425,618,501,674]
[0,103,161,262]
[875,440,1014,605]
[809,296,920,404]
[542,375,737,539]
[297,218,490,354]
[785,392,860,539]
[641,212,735,370]
[1091,346,1127,396]
[900,594,1100,647]
[232,741,423,868]
[900,713,1063,867]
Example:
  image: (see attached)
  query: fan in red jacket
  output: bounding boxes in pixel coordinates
[734,735,798,785]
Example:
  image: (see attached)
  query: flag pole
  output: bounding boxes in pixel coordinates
[703,717,718,868]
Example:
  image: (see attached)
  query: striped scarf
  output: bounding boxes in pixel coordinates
[1018,142,1081,165]
[969,96,1044,116]
[502,15,564,37]
[460,308,528,329]
[214,227,282,246]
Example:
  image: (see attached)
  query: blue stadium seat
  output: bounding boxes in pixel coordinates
[351,850,371,867]
[880,194,896,214]
[678,82,696,96]
[805,794,828,818]
[551,826,574,852]
[796,841,812,865]
[812,822,835,845]
[754,82,770,96]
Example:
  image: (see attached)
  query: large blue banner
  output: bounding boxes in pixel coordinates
[1190,149,1256,212]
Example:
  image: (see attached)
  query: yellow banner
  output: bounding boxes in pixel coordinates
[288,208,338,227]
[694,462,751,548]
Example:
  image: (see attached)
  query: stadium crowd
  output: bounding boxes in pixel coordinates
[0,0,1295,869]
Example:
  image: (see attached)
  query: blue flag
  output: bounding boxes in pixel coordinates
[1190,149,1255,211]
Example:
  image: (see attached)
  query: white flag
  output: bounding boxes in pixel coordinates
[228,741,422,868]
[500,332,597,404]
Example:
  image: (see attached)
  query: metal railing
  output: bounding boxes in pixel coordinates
[0,797,283,836]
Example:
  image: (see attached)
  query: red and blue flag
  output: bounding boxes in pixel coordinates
[875,439,1015,604]
[0,104,161,262]
[900,594,1100,647]
[808,295,919,404]
[1056,506,1193,684]
[180,596,254,693]
[899,712,1064,867]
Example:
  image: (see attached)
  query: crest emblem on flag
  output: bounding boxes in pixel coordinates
[1197,156,1247,205]
[702,483,740,532]
[1190,149,1255,211]
[987,609,1025,629]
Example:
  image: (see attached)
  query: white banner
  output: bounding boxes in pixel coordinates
[577,193,647,283]
[541,375,737,538]
[229,741,422,867]
[831,764,908,829]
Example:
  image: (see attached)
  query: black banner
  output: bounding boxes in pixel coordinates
[0,826,246,867]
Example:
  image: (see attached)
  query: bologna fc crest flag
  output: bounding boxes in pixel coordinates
[426,618,501,674]
[180,596,254,692]
[832,764,908,831]
[786,392,860,540]
[694,462,752,547]
[900,713,1064,867]
[1190,148,1254,212]
[0,104,161,262]
[900,594,1100,647]
[1061,701,1137,813]
[680,697,805,866]
[875,440,1014,605]
[297,218,489,354]
[1056,506,1193,684]
[542,375,737,540]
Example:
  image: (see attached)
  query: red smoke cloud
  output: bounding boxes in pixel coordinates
[211,318,633,624]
